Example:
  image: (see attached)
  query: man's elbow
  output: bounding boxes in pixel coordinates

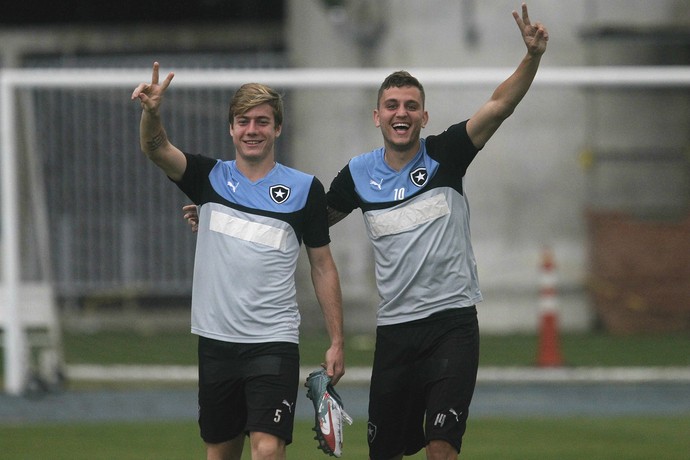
[492,99,517,121]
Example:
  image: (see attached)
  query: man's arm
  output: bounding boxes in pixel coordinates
[306,244,345,385]
[131,62,187,181]
[327,206,349,227]
[466,3,549,149]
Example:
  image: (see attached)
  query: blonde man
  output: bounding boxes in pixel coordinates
[133,65,344,460]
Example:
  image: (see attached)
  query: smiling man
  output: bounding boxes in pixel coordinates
[326,4,548,459]
[132,63,345,460]
[178,4,549,459]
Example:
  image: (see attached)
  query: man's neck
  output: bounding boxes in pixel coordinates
[383,142,419,172]
[236,158,276,182]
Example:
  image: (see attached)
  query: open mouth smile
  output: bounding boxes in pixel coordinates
[392,122,410,133]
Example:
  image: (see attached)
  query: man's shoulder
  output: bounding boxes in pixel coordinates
[274,163,319,191]
[276,162,314,180]
[425,121,470,144]
[349,147,384,170]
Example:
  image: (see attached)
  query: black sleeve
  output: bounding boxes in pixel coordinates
[172,153,218,205]
[302,177,332,249]
[326,164,358,214]
[425,121,480,177]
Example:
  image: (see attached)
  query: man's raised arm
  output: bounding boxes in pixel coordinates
[466,3,549,149]
[131,62,187,181]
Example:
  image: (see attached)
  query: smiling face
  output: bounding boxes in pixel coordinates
[374,84,429,157]
[229,102,282,166]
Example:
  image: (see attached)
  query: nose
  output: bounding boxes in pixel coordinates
[246,120,259,133]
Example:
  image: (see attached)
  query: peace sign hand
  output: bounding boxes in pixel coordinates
[513,3,549,57]
[131,61,175,113]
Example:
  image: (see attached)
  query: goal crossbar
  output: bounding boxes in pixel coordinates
[2,66,690,89]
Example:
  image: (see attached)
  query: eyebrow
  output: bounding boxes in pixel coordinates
[236,115,272,122]
[382,98,420,106]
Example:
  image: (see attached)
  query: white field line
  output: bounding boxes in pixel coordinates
[66,365,690,384]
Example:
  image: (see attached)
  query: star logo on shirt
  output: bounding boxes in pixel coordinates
[367,422,377,443]
[270,184,291,204]
[410,167,428,187]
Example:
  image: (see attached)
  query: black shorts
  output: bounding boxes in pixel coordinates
[367,307,479,460]
[197,337,300,445]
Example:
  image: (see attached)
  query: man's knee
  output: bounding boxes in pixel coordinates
[250,431,286,459]
[426,439,459,460]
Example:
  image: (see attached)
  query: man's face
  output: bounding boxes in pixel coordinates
[230,103,281,164]
[374,85,428,154]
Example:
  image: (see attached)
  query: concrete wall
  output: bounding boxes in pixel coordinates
[287,0,690,334]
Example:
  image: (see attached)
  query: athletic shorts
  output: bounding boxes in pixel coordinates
[367,307,479,460]
[197,337,300,445]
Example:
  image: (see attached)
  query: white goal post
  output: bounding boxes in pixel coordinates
[2,65,690,395]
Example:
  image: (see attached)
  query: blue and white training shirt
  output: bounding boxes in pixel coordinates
[327,121,483,326]
[175,153,330,344]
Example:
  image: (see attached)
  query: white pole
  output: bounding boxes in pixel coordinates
[2,66,690,89]
[1,74,28,395]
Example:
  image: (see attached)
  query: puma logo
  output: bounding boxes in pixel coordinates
[282,400,294,414]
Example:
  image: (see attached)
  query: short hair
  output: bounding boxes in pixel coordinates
[228,83,283,127]
[377,70,425,108]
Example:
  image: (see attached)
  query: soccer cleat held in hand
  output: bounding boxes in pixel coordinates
[305,368,353,457]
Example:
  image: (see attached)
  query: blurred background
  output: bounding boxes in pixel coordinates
[1,0,689,395]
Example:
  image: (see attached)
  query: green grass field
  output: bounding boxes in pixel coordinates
[2,331,690,458]
[2,417,689,459]
[57,330,690,368]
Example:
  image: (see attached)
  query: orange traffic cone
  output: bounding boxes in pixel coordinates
[537,246,563,367]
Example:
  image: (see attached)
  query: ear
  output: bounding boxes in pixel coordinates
[373,109,380,127]
[229,123,234,137]
[275,124,282,137]
[422,110,429,128]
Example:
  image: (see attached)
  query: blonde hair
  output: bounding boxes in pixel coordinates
[228,83,283,127]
